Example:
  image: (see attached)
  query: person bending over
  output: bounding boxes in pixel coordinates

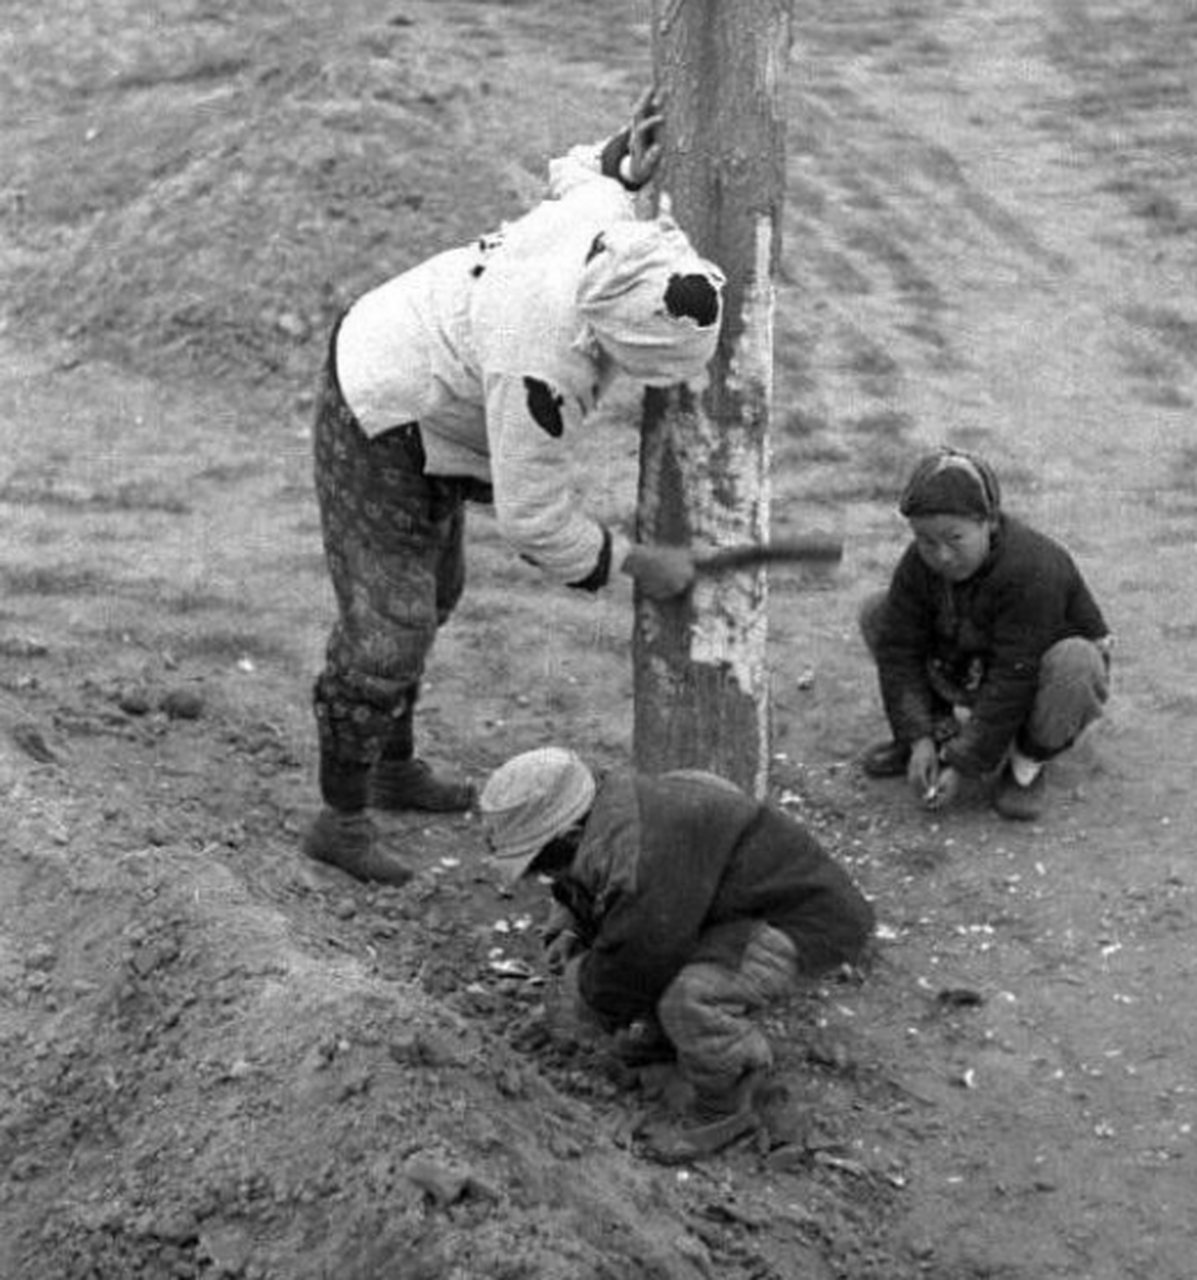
[305,92,724,883]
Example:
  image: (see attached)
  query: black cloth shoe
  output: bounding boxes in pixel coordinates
[860,739,911,778]
[301,808,414,885]
[992,764,1048,822]
[639,1070,763,1165]
[368,758,475,813]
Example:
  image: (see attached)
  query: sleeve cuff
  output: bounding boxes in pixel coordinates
[566,525,620,593]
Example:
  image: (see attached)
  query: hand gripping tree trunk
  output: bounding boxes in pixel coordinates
[634,0,792,795]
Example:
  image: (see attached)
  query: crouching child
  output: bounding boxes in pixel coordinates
[859,446,1112,820]
[479,748,875,1164]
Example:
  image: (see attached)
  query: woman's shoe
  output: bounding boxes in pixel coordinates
[302,808,415,884]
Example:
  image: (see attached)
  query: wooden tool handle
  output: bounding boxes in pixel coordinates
[695,535,844,574]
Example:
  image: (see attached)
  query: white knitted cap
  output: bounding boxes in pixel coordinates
[479,748,596,883]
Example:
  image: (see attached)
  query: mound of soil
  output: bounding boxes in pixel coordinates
[2,1,1196,1278]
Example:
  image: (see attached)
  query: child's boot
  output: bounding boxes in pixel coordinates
[640,1069,763,1165]
[860,739,910,778]
[992,747,1048,821]
[861,717,957,779]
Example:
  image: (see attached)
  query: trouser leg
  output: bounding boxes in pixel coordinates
[310,355,465,811]
[1020,637,1109,759]
[656,923,801,1099]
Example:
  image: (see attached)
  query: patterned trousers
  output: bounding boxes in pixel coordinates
[311,335,469,772]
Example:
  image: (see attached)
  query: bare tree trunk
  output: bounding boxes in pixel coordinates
[634,0,792,795]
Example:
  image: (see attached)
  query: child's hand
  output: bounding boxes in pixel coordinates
[542,902,582,974]
[906,738,939,794]
[544,927,582,975]
[922,766,959,812]
[622,543,696,600]
[545,955,606,1049]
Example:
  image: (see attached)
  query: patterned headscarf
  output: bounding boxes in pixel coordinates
[899,448,1002,520]
[576,217,725,386]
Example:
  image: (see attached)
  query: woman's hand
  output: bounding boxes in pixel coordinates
[625,87,665,187]
[622,543,696,600]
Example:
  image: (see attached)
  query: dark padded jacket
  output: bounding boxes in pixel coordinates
[553,770,875,1029]
[876,514,1108,776]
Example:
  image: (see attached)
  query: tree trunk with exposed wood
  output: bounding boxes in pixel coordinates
[633,0,792,795]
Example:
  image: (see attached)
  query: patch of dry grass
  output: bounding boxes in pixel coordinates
[0,565,111,596]
[0,477,191,514]
[2,0,650,390]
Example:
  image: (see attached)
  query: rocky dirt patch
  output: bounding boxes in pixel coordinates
[3,1,1196,1277]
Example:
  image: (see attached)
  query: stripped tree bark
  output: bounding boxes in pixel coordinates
[634,0,792,794]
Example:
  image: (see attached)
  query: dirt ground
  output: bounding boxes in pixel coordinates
[2,0,1195,1277]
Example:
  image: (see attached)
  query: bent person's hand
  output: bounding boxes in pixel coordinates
[622,544,696,600]
[545,956,606,1049]
[544,927,582,976]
